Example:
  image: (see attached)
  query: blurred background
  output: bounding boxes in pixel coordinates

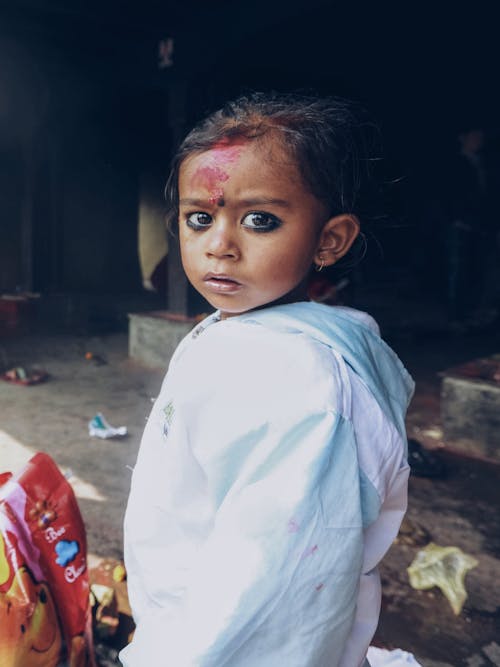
[1,0,499,329]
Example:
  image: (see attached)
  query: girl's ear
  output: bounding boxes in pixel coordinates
[314,214,360,268]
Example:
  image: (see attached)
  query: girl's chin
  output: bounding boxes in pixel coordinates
[201,286,309,317]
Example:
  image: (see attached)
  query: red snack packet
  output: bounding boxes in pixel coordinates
[0,452,96,667]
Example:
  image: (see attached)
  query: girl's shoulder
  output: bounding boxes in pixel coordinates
[168,313,355,423]
[197,315,339,376]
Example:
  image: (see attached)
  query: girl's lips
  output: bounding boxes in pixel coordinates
[203,274,242,294]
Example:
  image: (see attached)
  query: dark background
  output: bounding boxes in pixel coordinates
[1,0,499,324]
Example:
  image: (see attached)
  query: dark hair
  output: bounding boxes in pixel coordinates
[165,91,382,261]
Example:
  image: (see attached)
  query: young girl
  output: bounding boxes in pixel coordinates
[121,93,414,667]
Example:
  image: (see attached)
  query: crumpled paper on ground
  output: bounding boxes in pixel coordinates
[407,542,479,614]
[88,413,127,439]
[367,646,422,666]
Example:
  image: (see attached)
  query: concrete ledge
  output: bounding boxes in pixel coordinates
[441,355,500,461]
[128,311,196,369]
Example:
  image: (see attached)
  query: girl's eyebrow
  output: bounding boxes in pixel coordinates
[179,197,213,207]
[179,197,291,208]
[239,197,291,208]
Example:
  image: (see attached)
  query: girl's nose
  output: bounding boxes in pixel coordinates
[205,221,240,259]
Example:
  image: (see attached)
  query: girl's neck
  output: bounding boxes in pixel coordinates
[220,282,309,320]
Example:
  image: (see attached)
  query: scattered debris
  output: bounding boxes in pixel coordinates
[85,352,107,366]
[0,366,49,386]
[88,557,135,665]
[88,413,127,440]
[407,542,479,615]
[90,583,119,640]
[112,563,126,583]
[407,439,446,478]
[94,643,120,667]
[420,427,444,440]
[395,516,431,547]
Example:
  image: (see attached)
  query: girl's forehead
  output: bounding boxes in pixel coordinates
[180,138,296,181]
[189,142,246,170]
[178,138,326,216]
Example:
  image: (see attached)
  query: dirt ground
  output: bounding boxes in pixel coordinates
[1,297,499,667]
[0,330,162,559]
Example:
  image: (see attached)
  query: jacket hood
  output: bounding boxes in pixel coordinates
[237,302,415,447]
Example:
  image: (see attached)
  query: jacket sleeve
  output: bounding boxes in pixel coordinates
[121,323,365,667]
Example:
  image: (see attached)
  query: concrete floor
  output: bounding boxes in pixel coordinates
[0,331,164,559]
[1,302,499,666]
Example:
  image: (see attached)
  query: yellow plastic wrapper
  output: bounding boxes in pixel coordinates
[407,542,479,615]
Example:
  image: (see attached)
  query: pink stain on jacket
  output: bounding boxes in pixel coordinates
[301,544,318,559]
[191,143,244,204]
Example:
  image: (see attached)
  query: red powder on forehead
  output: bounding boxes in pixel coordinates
[193,164,230,189]
[192,166,226,205]
[191,143,245,204]
[210,142,246,160]
[207,186,224,205]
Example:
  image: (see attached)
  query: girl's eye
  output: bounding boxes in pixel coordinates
[241,212,281,232]
[186,212,212,230]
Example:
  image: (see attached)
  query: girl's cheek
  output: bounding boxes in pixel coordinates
[180,233,201,253]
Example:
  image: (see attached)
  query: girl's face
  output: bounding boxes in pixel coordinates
[178,139,328,319]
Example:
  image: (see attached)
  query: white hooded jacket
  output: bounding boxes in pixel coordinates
[121,302,414,667]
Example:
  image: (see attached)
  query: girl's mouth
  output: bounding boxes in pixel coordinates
[203,273,242,294]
